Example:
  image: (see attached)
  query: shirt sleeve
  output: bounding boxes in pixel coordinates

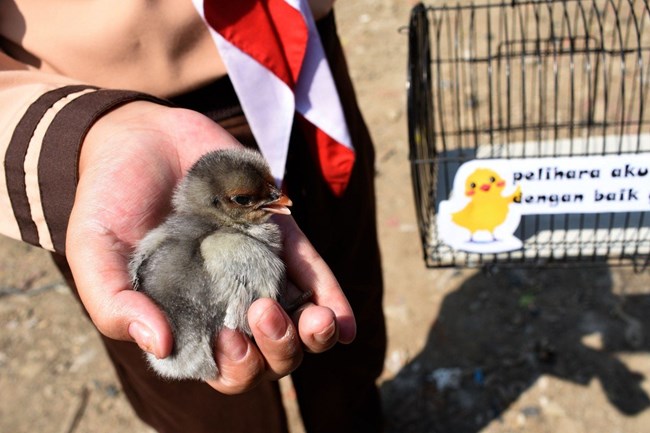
[0,52,172,254]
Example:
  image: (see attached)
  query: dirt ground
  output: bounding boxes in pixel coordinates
[2,1,650,432]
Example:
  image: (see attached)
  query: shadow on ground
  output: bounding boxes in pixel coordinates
[382,264,650,432]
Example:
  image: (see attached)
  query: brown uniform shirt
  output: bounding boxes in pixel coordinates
[0,0,331,253]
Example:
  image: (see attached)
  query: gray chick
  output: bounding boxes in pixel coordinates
[129,148,292,381]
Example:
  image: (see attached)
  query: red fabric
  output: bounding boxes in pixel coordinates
[300,117,355,196]
[201,0,355,196]
[203,0,307,88]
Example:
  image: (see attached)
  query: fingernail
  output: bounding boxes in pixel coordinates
[128,321,158,357]
[216,328,248,362]
[314,321,336,345]
[257,303,288,340]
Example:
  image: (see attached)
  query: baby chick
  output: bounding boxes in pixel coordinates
[451,168,522,241]
[129,149,292,380]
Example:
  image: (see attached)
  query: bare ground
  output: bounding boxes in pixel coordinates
[2,1,650,432]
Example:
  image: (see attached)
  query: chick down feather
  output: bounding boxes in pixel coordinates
[128,149,290,381]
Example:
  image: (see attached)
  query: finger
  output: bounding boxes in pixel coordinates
[292,302,339,353]
[283,281,339,353]
[66,213,173,359]
[248,298,303,380]
[281,281,339,353]
[207,328,266,395]
[276,217,356,343]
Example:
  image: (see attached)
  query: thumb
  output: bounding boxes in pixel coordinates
[105,289,173,359]
[66,219,173,359]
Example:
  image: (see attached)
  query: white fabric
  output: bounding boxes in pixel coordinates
[192,0,352,186]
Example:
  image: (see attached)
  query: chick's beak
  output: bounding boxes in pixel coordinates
[261,193,293,215]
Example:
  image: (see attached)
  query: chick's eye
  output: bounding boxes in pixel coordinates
[489,176,496,183]
[232,195,253,206]
[470,182,476,189]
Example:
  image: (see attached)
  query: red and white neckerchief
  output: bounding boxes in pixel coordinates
[192,0,355,197]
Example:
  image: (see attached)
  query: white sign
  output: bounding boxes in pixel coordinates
[437,152,650,253]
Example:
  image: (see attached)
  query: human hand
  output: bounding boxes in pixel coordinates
[66,101,355,394]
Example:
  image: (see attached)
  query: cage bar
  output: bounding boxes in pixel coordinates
[407,0,650,268]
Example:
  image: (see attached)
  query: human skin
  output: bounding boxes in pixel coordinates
[66,101,356,394]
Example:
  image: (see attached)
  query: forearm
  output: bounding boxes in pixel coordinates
[0,64,170,253]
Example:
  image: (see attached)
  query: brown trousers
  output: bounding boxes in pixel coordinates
[54,13,386,433]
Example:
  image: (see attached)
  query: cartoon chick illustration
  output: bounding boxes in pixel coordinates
[452,168,522,241]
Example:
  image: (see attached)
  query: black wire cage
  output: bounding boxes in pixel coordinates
[408,0,650,269]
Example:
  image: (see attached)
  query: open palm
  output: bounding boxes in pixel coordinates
[65,102,355,394]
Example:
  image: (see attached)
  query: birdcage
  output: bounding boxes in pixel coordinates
[408,0,650,269]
